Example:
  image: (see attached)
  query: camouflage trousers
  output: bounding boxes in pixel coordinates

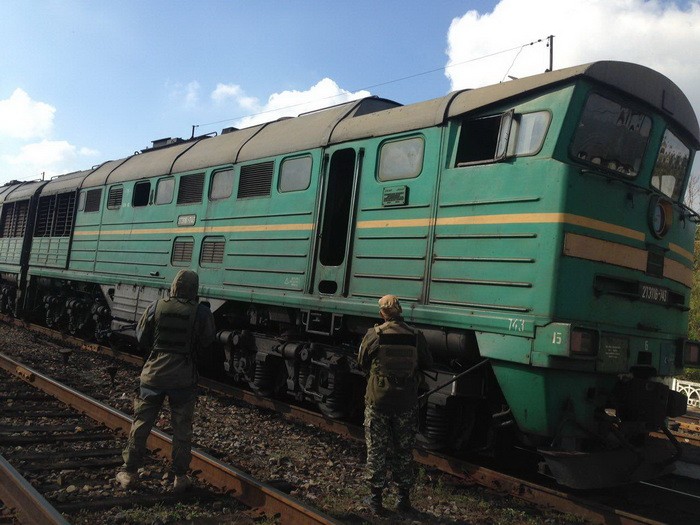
[122,385,197,476]
[363,403,418,492]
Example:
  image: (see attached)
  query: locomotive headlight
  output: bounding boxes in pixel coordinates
[648,196,672,238]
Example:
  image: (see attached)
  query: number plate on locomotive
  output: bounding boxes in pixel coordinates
[638,283,670,305]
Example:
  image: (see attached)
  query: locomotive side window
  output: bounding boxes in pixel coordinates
[171,236,194,265]
[107,186,123,209]
[238,161,273,198]
[378,137,424,181]
[570,93,651,177]
[651,129,690,200]
[210,169,234,200]
[155,177,174,205]
[508,111,551,156]
[279,156,312,192]
[84,188,102,213]
[177,172,204,205]
[133,181,151,207]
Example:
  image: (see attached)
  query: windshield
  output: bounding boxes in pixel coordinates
[651,129,690,200]
[571,93,652,178]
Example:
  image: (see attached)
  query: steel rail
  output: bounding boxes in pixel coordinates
[0,315,684,524]
[0,454,71,525]
[0,351,340,525]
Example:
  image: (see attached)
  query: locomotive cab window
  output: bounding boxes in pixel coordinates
[210,168,234,200]
[507,111,551,157]
[651,129,690,200]
[570,93,651,177]
[279,156,312,192]
[133,181,151,207]
[156,177,174,205]
[378,137,424,181]
[454,111,513,166]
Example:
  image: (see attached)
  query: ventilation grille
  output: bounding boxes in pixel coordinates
[177,173,205,204]
[36,192,76,237]
[0,200,29,238]
[84,189,102,213]
[107,187,123,209]
[172,238,194,264]
[200,238,225,264]
[238,161,273,198]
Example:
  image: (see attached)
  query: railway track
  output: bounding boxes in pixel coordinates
[2,315,700,524]
[0,351,340,525]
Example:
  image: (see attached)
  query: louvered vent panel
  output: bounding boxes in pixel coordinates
[172,238,194,263]
[54,192,76,237]
[35,196,54,237]
[238,161,273,198]
[107,187,123,209]
[200,238,225,264]
[0,203,14,238]
[13,200,29,237]
[177,173,205,204]
[84,189,102,212]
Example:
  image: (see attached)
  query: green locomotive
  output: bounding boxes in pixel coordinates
[0,61,698,488]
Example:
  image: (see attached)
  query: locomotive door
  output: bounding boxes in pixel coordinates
[311,147,363,296]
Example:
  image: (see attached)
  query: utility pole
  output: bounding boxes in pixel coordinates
[547,35,554,72]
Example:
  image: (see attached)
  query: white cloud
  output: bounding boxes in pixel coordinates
[168,81,201,108]
[445,0,700,99]
[222,78,371,128]
[211,83,258,110]
[0,88,55,140]
[2,140,99,180]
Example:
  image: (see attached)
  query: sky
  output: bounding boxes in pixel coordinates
[2,0,700,193]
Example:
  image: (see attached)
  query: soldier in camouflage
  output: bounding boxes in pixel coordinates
[358,294,433,514]
[116,269,216,493]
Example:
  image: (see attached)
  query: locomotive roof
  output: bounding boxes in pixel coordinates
[30,60,697,193]
[331,61,699,148]
[0,180,46,203]
[40,169,92,196]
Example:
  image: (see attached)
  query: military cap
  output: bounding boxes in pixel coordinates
[378,294,402,314]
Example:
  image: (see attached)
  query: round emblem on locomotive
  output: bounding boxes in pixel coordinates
[648,195,672,238]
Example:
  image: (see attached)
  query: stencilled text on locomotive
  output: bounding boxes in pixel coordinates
[639,284,669,304]
[508,318,526,331]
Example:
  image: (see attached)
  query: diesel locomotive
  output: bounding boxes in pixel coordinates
[1,61,698,488]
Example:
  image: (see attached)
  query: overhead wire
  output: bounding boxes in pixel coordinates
[195,37,552,130]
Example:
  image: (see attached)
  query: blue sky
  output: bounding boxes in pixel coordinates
[2,0,700,191]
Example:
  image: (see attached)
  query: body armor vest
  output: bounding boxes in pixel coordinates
[365,321,420,410]
[152,298,197,355]
[374,326,418,383]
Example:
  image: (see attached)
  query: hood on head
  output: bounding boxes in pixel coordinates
[170,269,199,300]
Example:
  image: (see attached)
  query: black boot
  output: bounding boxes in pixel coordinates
[397,489,412,513]
[369,488,383,514]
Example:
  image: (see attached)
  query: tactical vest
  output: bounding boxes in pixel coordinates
[374,325,418,382]
[152,298,198,355]
[366,321,420,410]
